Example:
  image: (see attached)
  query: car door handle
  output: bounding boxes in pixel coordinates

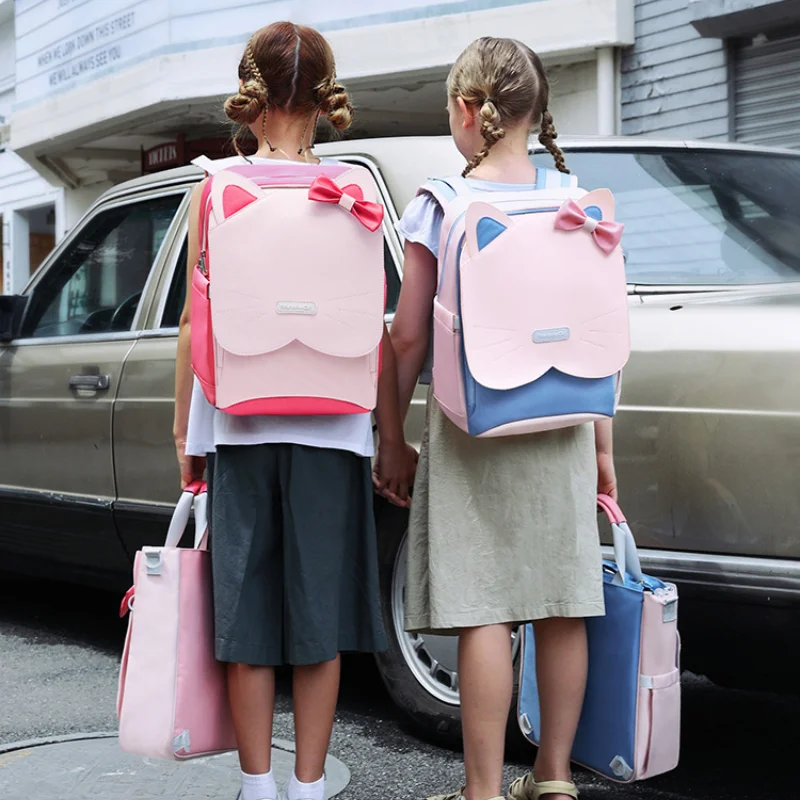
[69,374,110,391]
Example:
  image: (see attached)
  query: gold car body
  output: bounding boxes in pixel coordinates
[1,135,798,616]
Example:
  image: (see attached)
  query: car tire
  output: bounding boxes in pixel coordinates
[373,498,525,750]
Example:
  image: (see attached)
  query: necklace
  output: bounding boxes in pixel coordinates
[260,111,319,162]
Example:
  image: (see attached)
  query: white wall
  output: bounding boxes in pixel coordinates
[549,60,599,136]
[0,149,61,293]
[12,0,635,154]
[13,0,633,107]
[0,148,57,208]
[64,183,110,229]
[1,13,63,294]
[0,13,14,95]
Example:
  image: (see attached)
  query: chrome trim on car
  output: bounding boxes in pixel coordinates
[113,499,184,520]
[4,331,142,347]
[130,190,192,332]
[602,546,800,600]
[0,486,113,509]
[138,327,179,339]
[22,186,192,299]
[86,167,201,207]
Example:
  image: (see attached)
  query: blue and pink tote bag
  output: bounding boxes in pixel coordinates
[517,495,681,782]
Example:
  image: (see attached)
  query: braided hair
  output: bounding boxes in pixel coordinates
[447,37,569,176]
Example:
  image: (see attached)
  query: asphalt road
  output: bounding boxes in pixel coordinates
[0,574,797,800]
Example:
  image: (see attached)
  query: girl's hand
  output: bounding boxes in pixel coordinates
[373,443,418,508]
[175,437,206,490]
[597,451,618,502]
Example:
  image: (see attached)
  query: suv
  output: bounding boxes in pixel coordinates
[1,136,799,741]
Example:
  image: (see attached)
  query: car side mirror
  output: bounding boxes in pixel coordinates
[0,295,29,342]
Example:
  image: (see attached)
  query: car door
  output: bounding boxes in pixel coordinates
[538,147,800,564]
[112,171,404,556]
[0,189,186,579]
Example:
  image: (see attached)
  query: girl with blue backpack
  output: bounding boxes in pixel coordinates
[381,37,621,800]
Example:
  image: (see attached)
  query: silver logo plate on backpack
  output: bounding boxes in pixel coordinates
[276,301,317,316]
[532,327,570,344]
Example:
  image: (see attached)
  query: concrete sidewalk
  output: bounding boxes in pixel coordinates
[0,733,350,800]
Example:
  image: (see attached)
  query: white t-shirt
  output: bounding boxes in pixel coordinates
[184,155,375,458]
[185,378,374,457]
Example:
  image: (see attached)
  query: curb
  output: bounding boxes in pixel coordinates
[0,731,118,755]
[0,733,351,797]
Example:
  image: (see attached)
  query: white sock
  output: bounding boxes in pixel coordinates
[241,769,278,800]
[286,771,325,800]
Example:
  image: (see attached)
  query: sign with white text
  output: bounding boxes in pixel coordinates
[14,0,541,106]
[15,0,169,105]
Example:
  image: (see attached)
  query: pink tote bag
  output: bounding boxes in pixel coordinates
[117,481,236,759]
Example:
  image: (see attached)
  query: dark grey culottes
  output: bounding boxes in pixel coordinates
[207,443,388,666]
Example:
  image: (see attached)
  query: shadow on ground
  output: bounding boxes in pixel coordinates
[1,574,797,799]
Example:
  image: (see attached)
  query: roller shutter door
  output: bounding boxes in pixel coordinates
[734,32,800,148]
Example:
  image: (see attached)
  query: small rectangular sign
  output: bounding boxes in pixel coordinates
[532,327,570,344]
[276,301,317,316]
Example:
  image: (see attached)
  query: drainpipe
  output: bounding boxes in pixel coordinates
[596,46,616,136]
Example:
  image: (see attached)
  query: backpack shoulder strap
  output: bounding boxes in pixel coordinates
[418,175,473,207]
[417,176,475,267]
[191,155,248,175]
[536,167,579,190]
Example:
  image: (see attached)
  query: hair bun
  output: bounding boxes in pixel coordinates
[225,79,268,125]
[317,78,354,132]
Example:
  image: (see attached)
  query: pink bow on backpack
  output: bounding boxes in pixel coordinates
[554,199,623,254]
[308,175,385,232]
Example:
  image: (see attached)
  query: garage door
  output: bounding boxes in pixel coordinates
[734,32,800,149]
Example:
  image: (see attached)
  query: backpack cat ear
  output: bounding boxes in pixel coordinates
[210,170,262,225]
[465,203,513,256]
[578,189,615,223]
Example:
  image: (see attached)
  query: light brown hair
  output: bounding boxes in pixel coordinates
[447,37,568,177]
[224,22,353,153]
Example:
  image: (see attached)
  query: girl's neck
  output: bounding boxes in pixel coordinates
[253,110,320,164]
[252,147,319,164]
[467,135,537,184]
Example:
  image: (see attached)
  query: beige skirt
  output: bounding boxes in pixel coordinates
[405,394,605,634]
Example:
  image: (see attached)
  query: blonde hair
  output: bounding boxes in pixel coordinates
[224,22,354,154]
[447,37,568,177]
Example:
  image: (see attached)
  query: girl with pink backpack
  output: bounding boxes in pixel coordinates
[381,37,626,800]
[172,21,413,800]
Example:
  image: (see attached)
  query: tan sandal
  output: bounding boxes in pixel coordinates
[426,788,504,800]
[508,773,578,800]
[426,788,466,800]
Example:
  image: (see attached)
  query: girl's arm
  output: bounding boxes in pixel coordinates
[390,240,439,420]
[174,179,208,488]
[373,325,414,506]
[373,240,437,504]
[595,417,617,501]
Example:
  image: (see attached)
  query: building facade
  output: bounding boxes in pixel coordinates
[1,0,635,293]
[621,0,800,144]
[10,2,794,292]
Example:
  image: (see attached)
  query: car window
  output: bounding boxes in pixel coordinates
[161,235,401,328]
[383,239,401,313]
[531,150,800,285]
[22,194,184,338]
[161,239,189,329]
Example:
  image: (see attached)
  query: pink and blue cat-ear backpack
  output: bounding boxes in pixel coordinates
[423,169,629,436]
[190,156,386,416]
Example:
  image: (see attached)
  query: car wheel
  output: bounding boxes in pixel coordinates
[374,507,522,747]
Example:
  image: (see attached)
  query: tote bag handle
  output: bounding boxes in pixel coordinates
[164,481,208,550]
[597,494,643,585]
